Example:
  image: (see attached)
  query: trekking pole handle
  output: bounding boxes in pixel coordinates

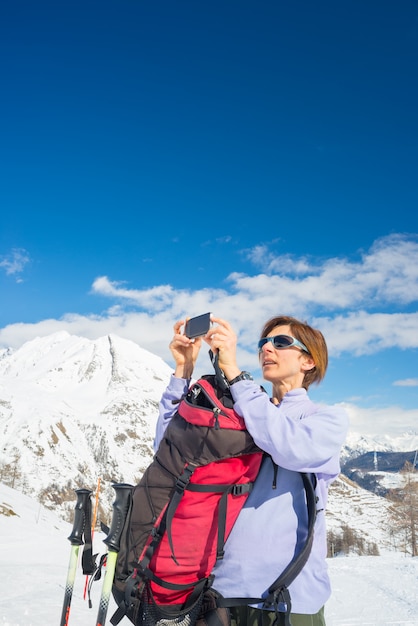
[103,483,133,553]
[67,488,93,546]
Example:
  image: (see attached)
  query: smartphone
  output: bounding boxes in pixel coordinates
[184,312,211,339]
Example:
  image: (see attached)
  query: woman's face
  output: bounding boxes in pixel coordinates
[258,324,313,390]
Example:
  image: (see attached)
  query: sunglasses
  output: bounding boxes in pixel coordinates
[258,334,309,354]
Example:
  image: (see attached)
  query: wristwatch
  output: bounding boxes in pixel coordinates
[228,371,253,385]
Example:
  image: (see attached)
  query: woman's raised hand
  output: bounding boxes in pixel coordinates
[170,319,203,379]
[205,316,241,382]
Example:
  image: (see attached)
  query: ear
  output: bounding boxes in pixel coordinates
[301,355,316,372]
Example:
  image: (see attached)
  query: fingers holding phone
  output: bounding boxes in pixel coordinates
[205,316,240,380]
[207,316,236,347]
[170,319,203,379]
[170,313,239,380]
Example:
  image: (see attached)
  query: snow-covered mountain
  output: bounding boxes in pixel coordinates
[0,331,172,520]
[0,331,415,552]
[341,430,418,463]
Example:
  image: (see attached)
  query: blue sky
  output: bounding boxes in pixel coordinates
[1,0,417,437]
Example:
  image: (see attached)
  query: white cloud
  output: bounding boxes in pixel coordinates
[319,311,418,355]
[246,245,315,275]
[1,234,418,363]
[91,276,176,311]
[393,378,418,387]
[215,235,232,244]
[243,233,418,309]
[340,402,418,438]
[0,248,30,281]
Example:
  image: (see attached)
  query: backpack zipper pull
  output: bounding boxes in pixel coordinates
[213,407,221,429]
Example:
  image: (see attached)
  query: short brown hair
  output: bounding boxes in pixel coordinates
[260,315,328,390]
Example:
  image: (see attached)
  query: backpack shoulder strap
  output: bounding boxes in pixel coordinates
[264,472,317,598]
[215,471,318,626]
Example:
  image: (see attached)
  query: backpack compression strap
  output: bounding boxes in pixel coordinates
[140,464,255,571]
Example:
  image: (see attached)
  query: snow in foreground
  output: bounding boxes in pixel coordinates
[1,484,417,626]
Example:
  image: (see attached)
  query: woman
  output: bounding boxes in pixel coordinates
[155,315,349,626]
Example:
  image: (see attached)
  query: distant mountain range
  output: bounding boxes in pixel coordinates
[0,331,416,553]
[342,450,418,495]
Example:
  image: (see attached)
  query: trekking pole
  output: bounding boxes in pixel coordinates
[60,488,93,626]
[95,483,133,626]
[83,477,101,600]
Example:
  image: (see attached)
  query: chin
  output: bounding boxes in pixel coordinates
[262,369,275,382]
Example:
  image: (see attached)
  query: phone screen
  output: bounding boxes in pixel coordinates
[184,312,211,339]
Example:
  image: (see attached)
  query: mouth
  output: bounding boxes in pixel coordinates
[262,360,276,368]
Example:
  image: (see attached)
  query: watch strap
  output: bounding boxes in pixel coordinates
[228,371,253,385]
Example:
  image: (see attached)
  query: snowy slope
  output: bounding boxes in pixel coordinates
[0,482,117,625]
[327,475,393,552]
[1,483,417,626]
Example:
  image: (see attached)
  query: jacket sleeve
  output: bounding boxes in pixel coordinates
[153,375,190,451]
[230,381,349,476]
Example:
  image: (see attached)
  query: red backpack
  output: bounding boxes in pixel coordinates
[108,370,264,626]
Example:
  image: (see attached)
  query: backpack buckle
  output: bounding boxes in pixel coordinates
[175,465,195,492]
[232,483,252,496]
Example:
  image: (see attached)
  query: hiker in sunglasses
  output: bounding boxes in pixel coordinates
[156,314,349,626]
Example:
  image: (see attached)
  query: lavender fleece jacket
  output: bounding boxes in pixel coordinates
[155,375,349,615]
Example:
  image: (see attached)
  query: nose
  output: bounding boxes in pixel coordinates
[260,338,274,354]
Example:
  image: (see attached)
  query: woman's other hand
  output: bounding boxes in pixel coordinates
[170,319,203,379]
[205,316,241,382]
